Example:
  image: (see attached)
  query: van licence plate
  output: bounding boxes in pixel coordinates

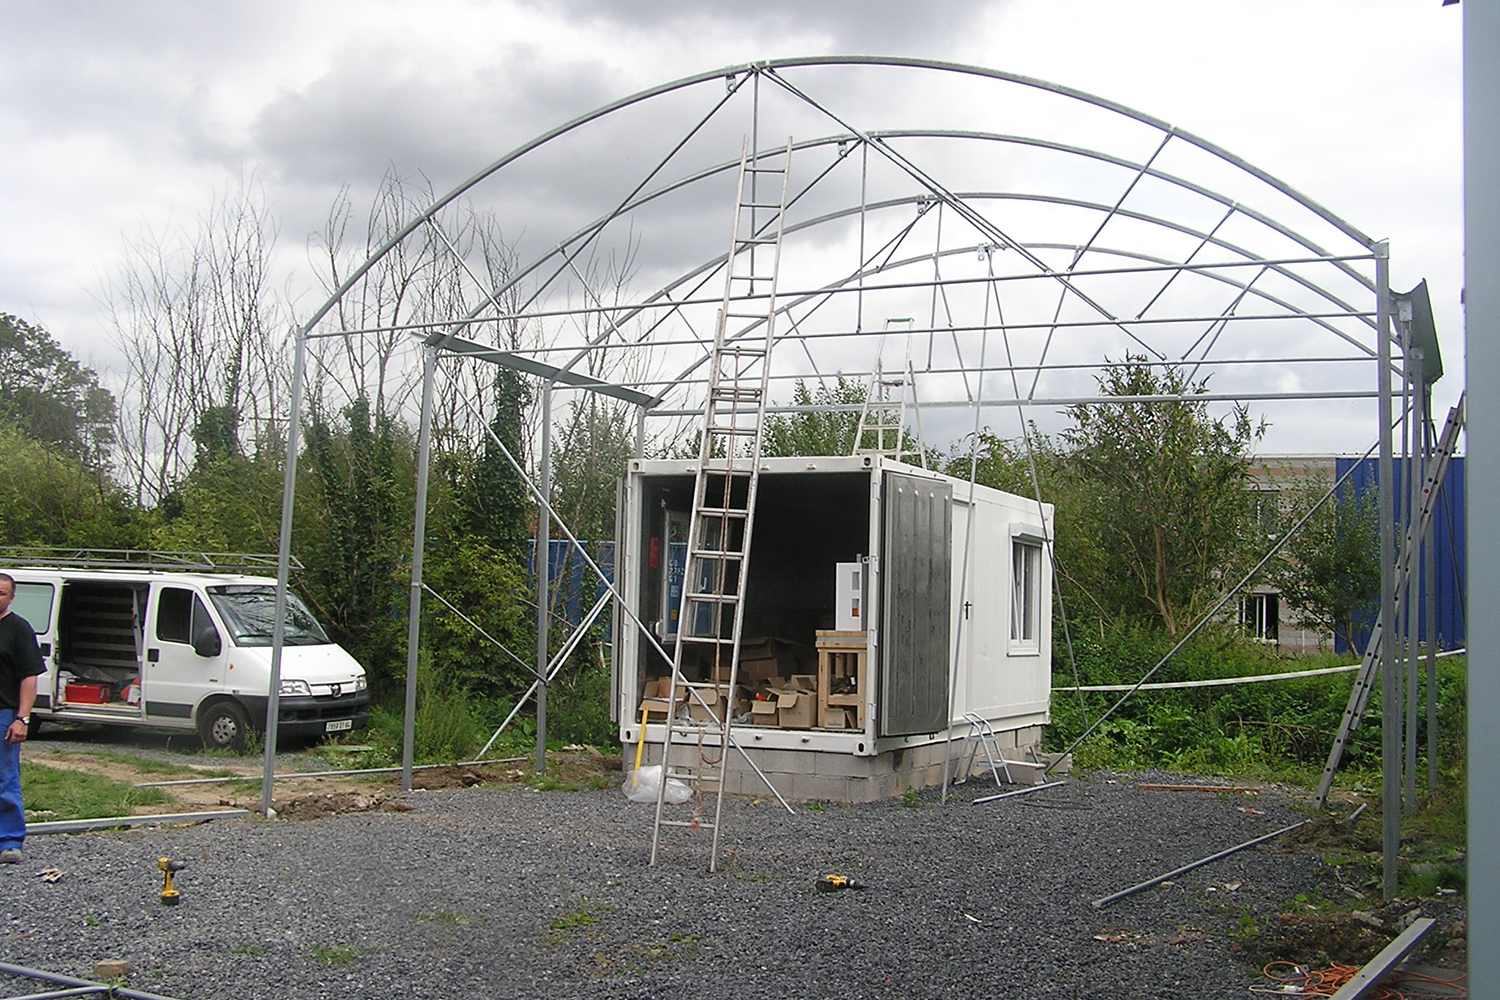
[325,719,353,733]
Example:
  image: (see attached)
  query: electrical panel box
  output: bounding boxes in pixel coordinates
[835,560,864,632]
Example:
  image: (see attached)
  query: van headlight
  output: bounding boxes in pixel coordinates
[354,675,367,692]
[279,679,312,697]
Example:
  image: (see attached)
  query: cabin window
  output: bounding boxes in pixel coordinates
[11,582,55,633]
[1010,537,1042,650]
[157,588,214,645]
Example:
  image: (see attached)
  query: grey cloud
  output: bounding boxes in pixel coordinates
[249,40,618,190]
[515,0,1000,51]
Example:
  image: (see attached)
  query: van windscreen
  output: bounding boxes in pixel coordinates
[207,586,331,646]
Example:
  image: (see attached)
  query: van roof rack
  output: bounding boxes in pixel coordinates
[0,548,304,573]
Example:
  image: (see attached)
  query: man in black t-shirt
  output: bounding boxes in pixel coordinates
[0,572,45,864]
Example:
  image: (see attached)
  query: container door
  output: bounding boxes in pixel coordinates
[879,471,952,736]
[145,585,225,722]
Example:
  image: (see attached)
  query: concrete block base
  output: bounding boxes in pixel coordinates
[636,724,1048,803]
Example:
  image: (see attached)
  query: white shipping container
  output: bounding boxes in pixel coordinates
[613,454,1055,802]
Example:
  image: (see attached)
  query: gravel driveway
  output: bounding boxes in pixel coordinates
[0,771,1385,999]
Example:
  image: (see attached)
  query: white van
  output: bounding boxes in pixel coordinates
[4,555,369,750]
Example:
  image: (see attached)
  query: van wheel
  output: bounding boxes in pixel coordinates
[198,701,252,752]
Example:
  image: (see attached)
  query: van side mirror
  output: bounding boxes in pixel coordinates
[192,628,222,658]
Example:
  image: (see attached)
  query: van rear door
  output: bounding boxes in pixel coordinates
[10,576,60,709]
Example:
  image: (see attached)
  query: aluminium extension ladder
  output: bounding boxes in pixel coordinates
[650,138,793,870]
[852,318,927,468]
[1313,395,1464,807]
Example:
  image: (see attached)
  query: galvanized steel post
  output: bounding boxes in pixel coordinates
[265,324,308,817]
[403,345,438,792]
[1374,241,1397,902]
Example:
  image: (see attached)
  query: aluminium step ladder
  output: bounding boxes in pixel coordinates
[1313,395,1464,807]
[852,318,927,467]
[651,137,793,870]
[953,712,1014,787]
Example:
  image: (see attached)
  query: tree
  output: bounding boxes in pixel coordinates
[466,368,534,563]
[0,313,116,474]
[1056,356,1265,637]
[943,429,1042,497]
[300,397,412,690]
[1275,475,1381,653]
[105,179,288,504]
[762,377,867,457]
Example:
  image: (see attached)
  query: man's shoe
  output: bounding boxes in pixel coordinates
[0,848,21,864]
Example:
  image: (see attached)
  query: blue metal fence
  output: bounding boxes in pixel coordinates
[526,539,616,627]
[1337,456,1466,651]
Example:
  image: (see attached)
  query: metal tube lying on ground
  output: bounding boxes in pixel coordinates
[972,781,1067,804]
[1092,818,1310,908]
[27,810,249,836]
[1327,917,1435,1000]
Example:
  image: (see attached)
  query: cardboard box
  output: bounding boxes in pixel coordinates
[751,698,779,726]
[638,697,675,719]
[687,686,731,723]
[788,674,817,693]
[775,689,815,729]
[738,637,802,681]
[822,707,856,730]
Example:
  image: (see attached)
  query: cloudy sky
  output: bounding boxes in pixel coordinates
[0,0,1462,453]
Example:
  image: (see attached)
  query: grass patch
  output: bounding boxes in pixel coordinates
[546,901,614,943]
[21,762,170,821]
[527,773,609,793]
[901,785,921,809]
[229,943,270,956]
[803,800,828,812]
[309,944,360,966]
[414,909,483,928]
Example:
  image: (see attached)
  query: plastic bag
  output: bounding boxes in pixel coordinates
[622,765,694,804]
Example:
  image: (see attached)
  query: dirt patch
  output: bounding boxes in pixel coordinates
[1279,808,1380,855]
[26,745,623,819]
[275,790,411,821]
[1261,897,1467,976]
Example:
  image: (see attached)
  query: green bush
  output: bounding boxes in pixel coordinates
[1047,621,1466,788]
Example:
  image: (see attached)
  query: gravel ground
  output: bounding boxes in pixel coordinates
[0,765,1419,1000]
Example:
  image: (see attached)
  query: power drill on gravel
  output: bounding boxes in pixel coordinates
[157,857,187,906]
[815,874,868,892]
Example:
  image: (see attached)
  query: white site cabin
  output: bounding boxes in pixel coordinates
[613,454,1055,802]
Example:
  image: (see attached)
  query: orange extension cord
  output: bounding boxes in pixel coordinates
[1261,961,1467,998]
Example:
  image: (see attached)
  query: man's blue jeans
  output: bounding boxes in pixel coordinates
[0,709,24,851]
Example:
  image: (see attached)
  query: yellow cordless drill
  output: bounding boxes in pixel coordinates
[815,874,868,892]
[157,858,187,906]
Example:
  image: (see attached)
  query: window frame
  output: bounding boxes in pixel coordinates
[1008,524,1047,655]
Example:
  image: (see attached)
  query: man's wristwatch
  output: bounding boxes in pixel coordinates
[15,717,28,727]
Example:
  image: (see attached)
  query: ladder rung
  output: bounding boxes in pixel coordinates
[678,634,732,645]
[696,507,749,518]
[689,549,743,562]
[734,236,779,246]
[659,819,718,830]
[745,165,785,174]
[684,594,738,607]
